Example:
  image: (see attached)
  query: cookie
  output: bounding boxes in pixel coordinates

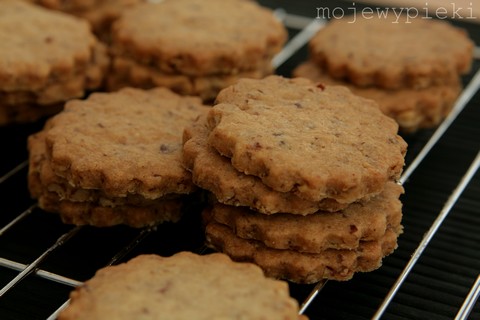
[59,252,306,320]
[30,133,179,207]
[43,88,209,198]
[183,113,350,214]
[309,14,473,89]
[1,42,109,106]
[0,0,102,91]
[293,61,462,133]
[28,88,209,227]
[0,0,109,125]
[107,56,273,101]
[28,133,184,228]
[205,222,400,283]
[111,0,287,76]
[207,76,407,204]
[206,181,403,253]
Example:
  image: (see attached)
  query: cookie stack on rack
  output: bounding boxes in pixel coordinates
[183,76,407,283]
[293,14,474,133]
[28,88,210,228]
[106,0,287,101]
[0,0,109,125]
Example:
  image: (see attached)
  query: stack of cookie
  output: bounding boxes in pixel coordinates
[106,0,287,101]
[28,88,210,228]
[293,14,474,133]
[59,252,307,320]
[0,0,109,125]
[183,76,408,283]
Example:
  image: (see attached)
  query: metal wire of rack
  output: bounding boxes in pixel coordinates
[0,3,479,320]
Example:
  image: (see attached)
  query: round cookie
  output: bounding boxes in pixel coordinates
[1,43,109,106]
[205,181,403,253]
[28,131,185,228]
[59,253,306,320]
[110,0,287,76]
[309,14,473,89]
[205,222,400,283]
[0,0,100,91]
[30,132,180,207]
[43,88,210,199]
[182,114,350,215]
[207,76,407,204]
[293,61,462,133]
[28,88,209,227]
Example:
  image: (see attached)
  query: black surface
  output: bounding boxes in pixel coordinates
[1,1,480,319]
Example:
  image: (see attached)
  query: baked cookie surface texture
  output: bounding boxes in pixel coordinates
[58,252,306,320]
[293,61,462,133]
[0,0,109,124]
[182,113,351,214]
[295,14,473,132]
[28,88,209,227]
[207,76,407,204]
[308,14,473,89]
[107,0,287,100]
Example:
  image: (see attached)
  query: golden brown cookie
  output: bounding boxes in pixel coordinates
[28,130,184,228]
[110,0,287,76]
[205,181,403,253]
[208,76,407,204]
[0,0,104,91]
[28,88,209,227]
[183,114,350,214]
[30,132,179,207]
[293,61,462,133]
[43,88,209,198]
[1,42,109,106]
[0,0,109,125]
[59,253,306,320]
[205,222,400,283]
[309,14,473,89]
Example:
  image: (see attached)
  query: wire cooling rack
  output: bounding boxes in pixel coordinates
[0,1,480,319]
